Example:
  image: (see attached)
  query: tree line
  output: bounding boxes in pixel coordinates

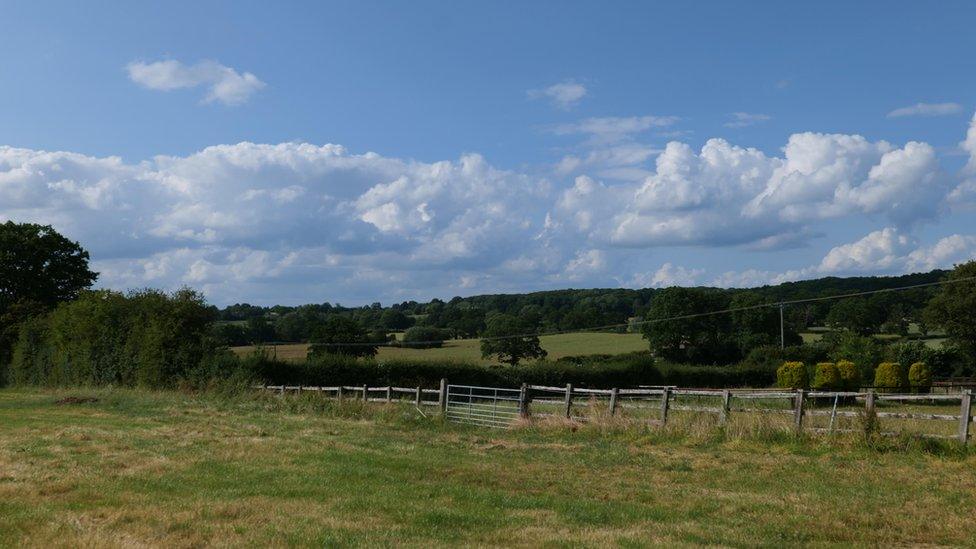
[1,221,975,387]
[212,272,945,350]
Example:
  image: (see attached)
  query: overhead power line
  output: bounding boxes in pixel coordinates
[301,275,976,347]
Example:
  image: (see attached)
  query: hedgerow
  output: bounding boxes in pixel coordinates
[242,351,779,389]
[8,289,227,387]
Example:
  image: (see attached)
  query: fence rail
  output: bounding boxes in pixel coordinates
[254,381,973,444]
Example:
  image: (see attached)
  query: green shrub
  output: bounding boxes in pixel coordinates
[812,362,840,390]
[908,362,932,392]
[874,362,906,392]
[776,361,808,389]
[400,326,450,349]
[836,360,860,391]
[9,289,220,388]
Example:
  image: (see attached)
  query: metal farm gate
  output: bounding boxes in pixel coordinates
[445,385,521,429]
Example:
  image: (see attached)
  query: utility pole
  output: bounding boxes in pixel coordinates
[779,303,785,349]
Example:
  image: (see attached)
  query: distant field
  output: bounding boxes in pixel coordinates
[233,331,649,363]
[2,388,974,546]
[799,328,947,349]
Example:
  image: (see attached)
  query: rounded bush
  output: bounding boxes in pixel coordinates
[812,362,840,390]
[836,360,860,391]
[908,361,932,392]
[401,326,451,349]
[874,362,906,392]
[776,361,808,389]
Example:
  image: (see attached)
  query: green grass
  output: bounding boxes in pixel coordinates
[1,388,975,546]
[798,329,949,348]
[236,331,649,364]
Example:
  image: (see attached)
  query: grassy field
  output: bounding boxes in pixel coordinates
[2,388,975,546]
[234,331,649,364]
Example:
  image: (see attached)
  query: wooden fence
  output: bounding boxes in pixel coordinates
[256,381,973,444]
[257,382,447,409]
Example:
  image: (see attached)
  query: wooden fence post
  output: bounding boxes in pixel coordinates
[793,389,805,432]
[415,386,422,407]
[609,387,619,416]
[297,385,302,396]
[337,386,343,403]
[563,383,573,419]
[439,378,448,413]
[865,390,875,415]
[518,383,530,418]
[279,385,284,396]
[386,386,392,403]
[660,387,671,426]
[959,390,972,445]
[362,385,368,401]
[720,390,731,424]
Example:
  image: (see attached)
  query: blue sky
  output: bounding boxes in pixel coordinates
[2,1,975,305]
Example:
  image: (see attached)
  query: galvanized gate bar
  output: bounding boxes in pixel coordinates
[445,384,522,429]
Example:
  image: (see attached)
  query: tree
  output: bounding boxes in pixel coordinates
[1,222,98,367]
[274,306,327,342]
[480,314,546,366]
[213,323,251,347]
[308,316,378,358]
[442,306,485,339]
[924,261,976,362]
[729,292,801,353]
[825,298,884,335]
[401,326,450,349]
[378,309,414,331]
[641,287,739,364]
[246,316,276,344]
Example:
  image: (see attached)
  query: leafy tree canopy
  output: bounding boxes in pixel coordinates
[1,222,98,364]
[0,222,97,312]
[924,260,976,361]
[641,287,740,364]
[308,316,378,358]
[480,314,547,366]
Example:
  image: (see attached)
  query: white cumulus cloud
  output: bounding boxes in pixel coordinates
[0,143,550,304]
[127,59,265,106]
[948,113,976,207]
[548,130,950,253]
[6,109,976,303]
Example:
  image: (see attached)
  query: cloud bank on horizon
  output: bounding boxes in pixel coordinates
[3,108,976,305]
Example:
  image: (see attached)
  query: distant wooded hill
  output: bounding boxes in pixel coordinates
[212,269,948,345]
